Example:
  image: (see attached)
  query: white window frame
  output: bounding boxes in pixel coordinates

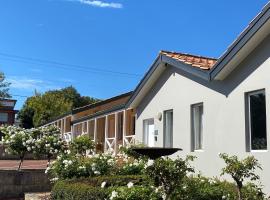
[163,109,173,148]
[191,103,204,152]
[246,89,267,152]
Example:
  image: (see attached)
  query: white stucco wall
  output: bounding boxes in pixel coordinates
[135,35,270,193]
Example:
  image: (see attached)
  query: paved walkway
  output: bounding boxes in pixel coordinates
[0,160,48,170]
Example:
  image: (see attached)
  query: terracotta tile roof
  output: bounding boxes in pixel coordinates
[160,50,217,70]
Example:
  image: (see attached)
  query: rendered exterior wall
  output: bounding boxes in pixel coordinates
[135,35,270,193]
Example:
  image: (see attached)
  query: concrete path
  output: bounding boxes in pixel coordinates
[0,160,48,170]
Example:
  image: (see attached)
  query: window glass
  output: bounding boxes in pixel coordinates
[248,90,267,150]
[164,110,173,148]
[191,103,203,151]
[0,113,8,122]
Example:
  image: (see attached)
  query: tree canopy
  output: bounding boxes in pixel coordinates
[18,86,100,128]
[0,72,11,99]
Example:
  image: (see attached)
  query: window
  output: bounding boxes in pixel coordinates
[191,103,203,151]
[246,90,267,150]
[164,110,173,148]
[0,113,8,122]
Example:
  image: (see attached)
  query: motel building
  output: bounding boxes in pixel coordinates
[43,92,136,154]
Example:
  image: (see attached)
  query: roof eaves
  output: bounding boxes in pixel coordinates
[72,104,125,124]
[161,54,211,81]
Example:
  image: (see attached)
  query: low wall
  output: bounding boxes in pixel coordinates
[0,169,51,199]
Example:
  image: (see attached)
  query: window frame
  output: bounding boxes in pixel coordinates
[163,109,173,148]
[191,103,204,152]
[246,89,268,152]
[0,113,8,122]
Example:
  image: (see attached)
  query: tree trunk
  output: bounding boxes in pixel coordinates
[18,154,24,171]
[235,180,243,200]
[47,154,52,167]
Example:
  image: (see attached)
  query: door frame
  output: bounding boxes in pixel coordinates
[143,118,155,147]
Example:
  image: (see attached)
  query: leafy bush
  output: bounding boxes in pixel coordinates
[219,153,263,200]
[108,186,162,200]
[51,175,148,200]
[71,135,95,156]
[47,152,117,180]
[51,180,106,200]
[116,151,146,175]
[62,175,147,187]
[119,144,146,159]
[145,156,195,198]
[171,176,265,200]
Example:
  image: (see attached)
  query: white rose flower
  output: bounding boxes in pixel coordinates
[145,159,154,168]
[110,191,118,200]
[101,181,106,188]
[94,171,100,175]
[127,182,134,188]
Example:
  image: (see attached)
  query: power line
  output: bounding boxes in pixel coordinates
[0,52,141,78]
[11,94,28,98]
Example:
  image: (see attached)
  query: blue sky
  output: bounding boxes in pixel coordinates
[0,0,268,110]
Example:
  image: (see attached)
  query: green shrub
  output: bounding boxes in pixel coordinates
[171,176,265,200]
[119,144,146,159]
[145,156,195,198]
[47,152,117,180]
[51,180,106,200]
[107,186,162,200]
[219,153,263,200]
[66,175,147,187]
[51,175,147,200]
[71,135,95,156]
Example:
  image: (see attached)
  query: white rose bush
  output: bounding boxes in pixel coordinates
[0,125,66,170]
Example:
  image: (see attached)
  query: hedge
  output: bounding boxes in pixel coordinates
[51,181,106,200]
[64,175,147,187]
[51,175,265,200]
[51,175,147,200]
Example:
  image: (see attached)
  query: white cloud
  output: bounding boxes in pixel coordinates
[7,77,60,92]
[69,0,123,9]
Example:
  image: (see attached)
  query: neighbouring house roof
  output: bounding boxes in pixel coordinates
[72,104,126,125]
[41,91,133,126]
[72,91,133,114]
[160,50,217,70]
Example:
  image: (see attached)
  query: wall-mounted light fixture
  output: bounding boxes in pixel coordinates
[156,112,162,121]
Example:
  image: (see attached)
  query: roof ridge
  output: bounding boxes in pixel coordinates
[160,50,217,60]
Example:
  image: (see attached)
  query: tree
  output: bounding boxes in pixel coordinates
[18,86,100,128]
[219,153,262,200]
[0,72,11,99]
[1,125,66,170]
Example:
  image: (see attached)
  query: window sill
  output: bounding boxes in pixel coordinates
[250,150,268,153]
[193,149,204,153]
